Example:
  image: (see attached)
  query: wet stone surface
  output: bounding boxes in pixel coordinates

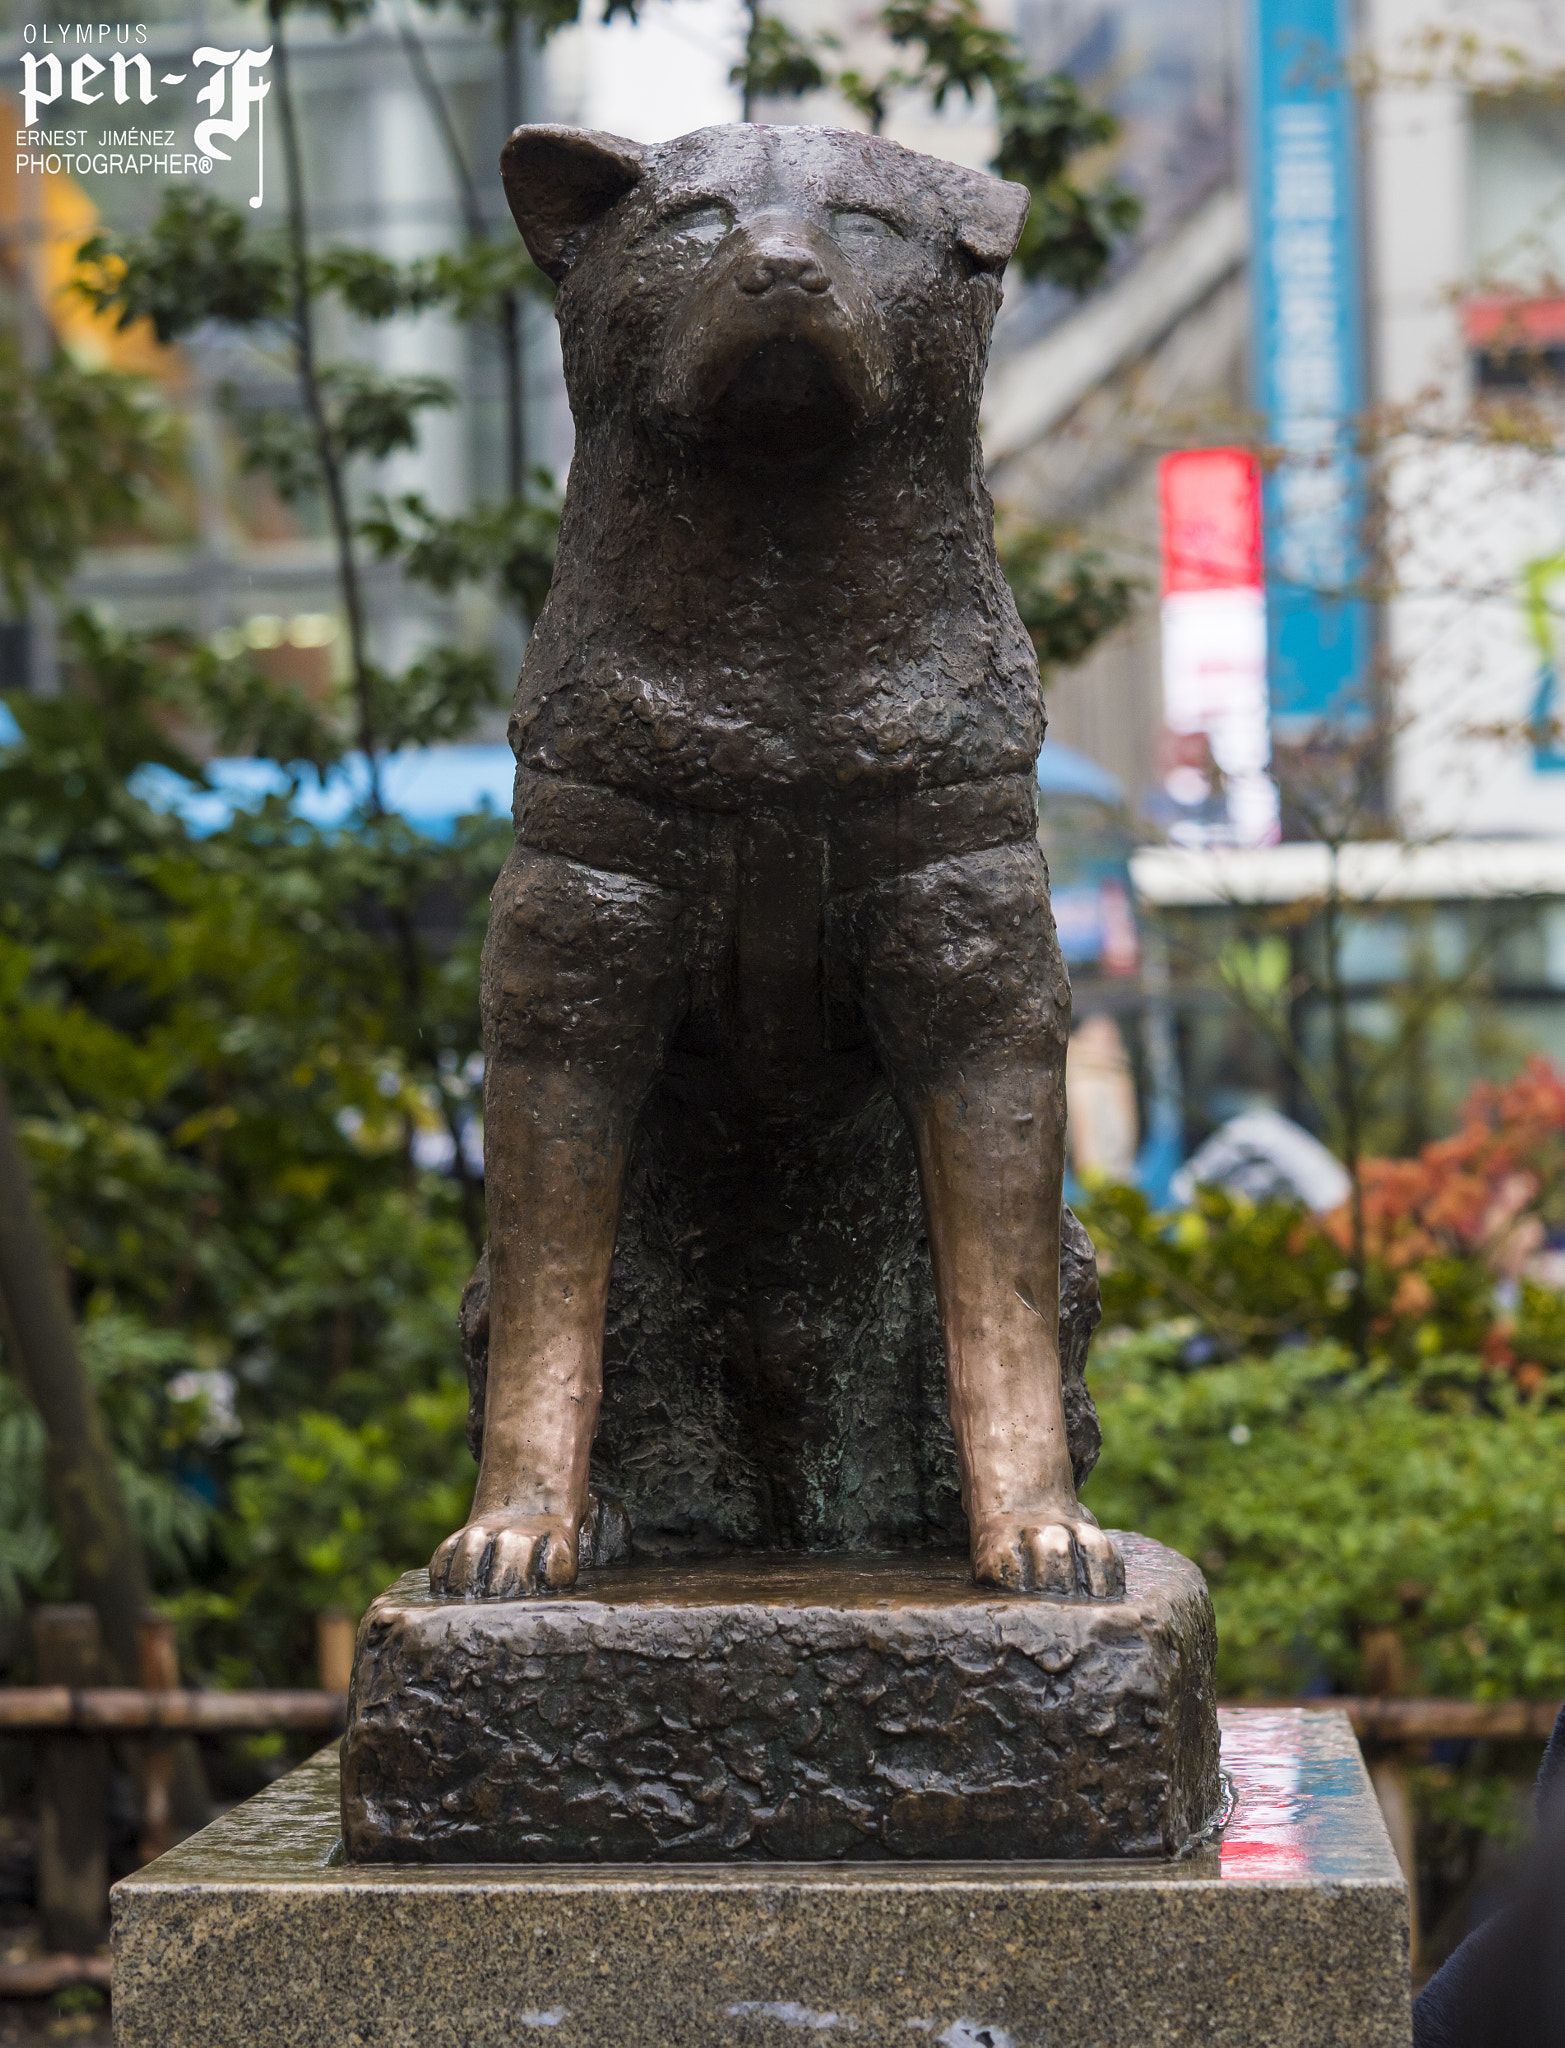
[339,1536,1219,1864]
[111,1709,1412,2048]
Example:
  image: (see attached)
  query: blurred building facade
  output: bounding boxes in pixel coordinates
[2,0,535,704]
[1021,0,1565,1150]
[1366,0,1565,842]
[1151,0,1565,1149]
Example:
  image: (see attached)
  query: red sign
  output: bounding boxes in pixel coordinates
[1462,295,1565,349]
[1159,448,1263,595]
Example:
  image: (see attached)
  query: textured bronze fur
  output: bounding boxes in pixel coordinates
[430,122,1124,1602]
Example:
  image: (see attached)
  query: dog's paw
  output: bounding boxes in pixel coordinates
[429,1512,579,1598]
[971,1508,1124,1600]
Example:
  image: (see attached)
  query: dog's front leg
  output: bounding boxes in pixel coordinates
[911,1062,1123,1598]
[430,1058,631,1596]
[430,846,691,1598]
[853,839,1124,1599]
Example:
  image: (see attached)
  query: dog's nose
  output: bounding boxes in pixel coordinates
[735,239,830,296]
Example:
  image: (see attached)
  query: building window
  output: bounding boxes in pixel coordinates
[1466,94,1565,385]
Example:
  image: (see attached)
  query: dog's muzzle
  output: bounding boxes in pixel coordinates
[653,220,894,457]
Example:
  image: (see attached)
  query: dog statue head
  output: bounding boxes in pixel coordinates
[502,123,1029,468]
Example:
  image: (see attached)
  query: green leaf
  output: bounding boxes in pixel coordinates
[733,15,828,101]
[0,344,170,602]
[1010,174,1143,294]
[360,476,561,615]
[74,191,287,342]
[993,69,1118,189]
[226,365,457,502]
[1085,1333,1565,1705]
[999,524,1142,670]
[326,365,458,462]
[369,648,509,752]
[880,0,1021,107]
[314,242,550,323]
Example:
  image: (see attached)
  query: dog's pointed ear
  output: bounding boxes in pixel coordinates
[502,124,647,282]
[945,166,1031,276]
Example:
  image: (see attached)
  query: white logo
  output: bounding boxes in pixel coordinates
[193,47,271,208]
[21,50,160,121]
[16,34,271,202]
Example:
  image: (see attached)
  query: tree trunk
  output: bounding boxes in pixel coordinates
[0,1070,151,1681]
[0,1073,210,1830]
[33,1605,107,1952]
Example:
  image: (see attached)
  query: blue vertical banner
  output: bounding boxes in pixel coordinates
[1249,0,1372,733]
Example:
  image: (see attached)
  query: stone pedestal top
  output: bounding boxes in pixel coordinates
[340,1535,1219,1863]
[111,1709,1413,2048]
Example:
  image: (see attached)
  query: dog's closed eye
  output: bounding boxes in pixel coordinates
[830,208,903,242]
[657,201,735,247]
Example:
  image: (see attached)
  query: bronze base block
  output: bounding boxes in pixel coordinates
[339,1535,1219,1864]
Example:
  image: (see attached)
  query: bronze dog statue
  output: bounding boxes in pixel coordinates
[431,122,1123,1603]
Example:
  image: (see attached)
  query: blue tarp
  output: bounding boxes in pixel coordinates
[125,746,517,839]
[1036,740,1123,806]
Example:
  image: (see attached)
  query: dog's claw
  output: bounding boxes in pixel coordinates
[972,1508,1124,1600]
[429,1512,579,1599]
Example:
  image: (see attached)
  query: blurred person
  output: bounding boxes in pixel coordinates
[1412,1702,1565,2047]
[1066,1014,1139,1181]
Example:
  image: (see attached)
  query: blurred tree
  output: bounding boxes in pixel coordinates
[6,85,516,1679]
[0,330,172,1676]
[0,1069,154,1682]
[734,5,827,119]
[998,523,1140,672]
[0,341,169,608]
[0,624,502,1679]
[1157,771,1550,1365]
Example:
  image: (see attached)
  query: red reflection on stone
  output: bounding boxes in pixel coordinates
[1218,1709,1309,1881]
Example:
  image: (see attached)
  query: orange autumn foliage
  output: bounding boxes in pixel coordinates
[1327,1058,1565,1270]
[1321,1058,1565,1383]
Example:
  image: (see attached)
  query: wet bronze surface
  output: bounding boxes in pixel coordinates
[344,1535,1219,1865]
[431,120,1122,1605]
[413,1547,1105,1612]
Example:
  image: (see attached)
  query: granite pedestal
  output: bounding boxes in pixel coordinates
[111,1708,1411,2047]
[341,1537,1219,1864]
